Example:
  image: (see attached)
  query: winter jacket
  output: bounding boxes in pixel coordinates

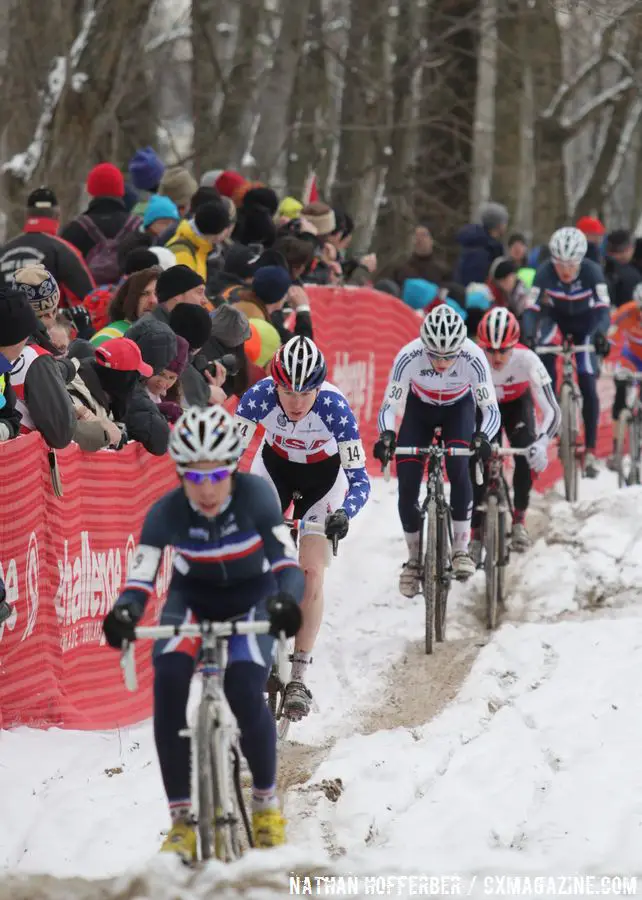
[0,218,96,307]
[9,344,76,448]
[0,375,21,440]
[62,358,169,455]
[604,257,642,309]
[453,224,504,287]
[60,198,137,260]
[146,306,210,407]
[62,359,119,451]
[378,252,444,291]
[166,220,211,281]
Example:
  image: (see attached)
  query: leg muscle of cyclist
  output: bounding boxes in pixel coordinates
[224,662,277,801]
[154,652,195,817]
[294,534,327,652]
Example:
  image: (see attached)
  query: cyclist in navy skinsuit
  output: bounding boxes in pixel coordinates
[521,226,611,477]
[103,406,304,859]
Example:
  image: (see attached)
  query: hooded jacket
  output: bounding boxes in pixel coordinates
[453,224,505,287]
[126,317,177,374]
[166,220,211,281]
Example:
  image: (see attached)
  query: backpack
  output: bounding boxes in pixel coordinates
[84,283,118,330]
[77,214,142,285]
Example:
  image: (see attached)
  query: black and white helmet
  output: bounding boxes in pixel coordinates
[169,406,243,470]
[549,227,587,264]
[420,303,467,356]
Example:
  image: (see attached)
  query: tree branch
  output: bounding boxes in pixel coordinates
[560,76,634,135]
[145,24,191,53]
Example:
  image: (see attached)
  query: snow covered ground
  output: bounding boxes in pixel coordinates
[3,467,642,897]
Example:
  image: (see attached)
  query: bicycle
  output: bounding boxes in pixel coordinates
[476,444,529,630]
[121,618,281,863]
[612,369,642,487]
[536,338,594,502]
[394,434,475,655]
[265,515,337,741]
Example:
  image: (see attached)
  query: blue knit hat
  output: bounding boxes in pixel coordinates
[253,266,292,306]
[143,194,180,229]
[402,278,439,310]
[128,147,165,191]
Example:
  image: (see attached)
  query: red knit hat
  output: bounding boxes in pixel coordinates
[575,215,605,237]
[215,170,247,200]
[86,163,125,198]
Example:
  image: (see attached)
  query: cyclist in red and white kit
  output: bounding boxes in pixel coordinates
[473,307,561,555]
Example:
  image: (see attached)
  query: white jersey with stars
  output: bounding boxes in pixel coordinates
[377,337,501,438]
[234,378,370,518]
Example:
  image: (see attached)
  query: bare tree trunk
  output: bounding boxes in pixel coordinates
[192,0,227,176]
[470,0,498,216]
[1,0,155,232]
[515,3,535,239]
[212,0,264,168]
[253,0,311,193]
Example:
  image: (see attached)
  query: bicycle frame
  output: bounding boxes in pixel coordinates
[121,620,280,861]
[612,369,642,486]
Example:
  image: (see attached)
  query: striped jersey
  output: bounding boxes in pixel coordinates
[235,378,370,519]
[377,337,501,438]
[527,259,609,318]
[116,473,304,617]
[490,345,561,440]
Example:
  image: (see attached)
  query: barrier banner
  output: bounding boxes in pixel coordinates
[0,436,177,730]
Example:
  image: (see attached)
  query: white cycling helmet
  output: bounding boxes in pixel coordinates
[169,406,243,470]
[549,227,588,264]
[420,303,467,356]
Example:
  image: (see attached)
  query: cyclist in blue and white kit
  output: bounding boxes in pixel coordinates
[102,406,304,859]
[521,226,611,478]
[235,335,370,721]
[374,303,501,597]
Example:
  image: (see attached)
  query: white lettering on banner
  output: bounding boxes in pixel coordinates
[25,531,40,641]
[0,557,19,642]
[331,352,376,423]
[0,531,40,645]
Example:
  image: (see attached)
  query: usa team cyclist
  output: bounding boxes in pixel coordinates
[234,335,370,721]
[374,302,501,597]
[473,307,561,556]
[102,406,304,859]
[521,226,611,478]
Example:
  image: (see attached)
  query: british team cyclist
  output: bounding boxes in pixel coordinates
[374,302,501,597]
[102,406,304,859]
[521,226,611,478]
[607,282,642,469]
[234,335,371,721]
[473,307,561,556]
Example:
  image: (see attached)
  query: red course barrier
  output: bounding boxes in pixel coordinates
[0,288,614,729]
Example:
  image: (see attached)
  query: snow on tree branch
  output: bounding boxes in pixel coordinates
[561,76,634,134]
[2,4,97,183]
[605,96,642,192]
[145,24,191,53]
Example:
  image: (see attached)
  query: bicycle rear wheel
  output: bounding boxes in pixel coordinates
[559,381,578,502]
[266,649,291,742]
[434,505,452,643]
[616,409,632,487]
[422,499,437,655]
[484,495,500,630]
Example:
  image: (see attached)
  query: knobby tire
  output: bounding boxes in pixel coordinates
[484,495,500,630]
[422,499,437,655]
[616,409,632,488]
[434,506,451,643]
[196,701,215,860]
[559,381,578,502]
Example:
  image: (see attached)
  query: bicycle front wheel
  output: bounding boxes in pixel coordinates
[422,499,437,655]
[196,700,216,860]
[484,495,500,630]
[434,505,452,643]
[559,381,578,502]
[616,409,632,487]
[630,413,642,485]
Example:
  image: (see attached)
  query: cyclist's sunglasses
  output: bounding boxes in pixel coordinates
[428,351,460,362]
[182,466,233,485]
[484,346,513,355]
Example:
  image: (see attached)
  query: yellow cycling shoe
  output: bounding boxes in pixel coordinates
[252,808,286,848]
[160,819,197,862]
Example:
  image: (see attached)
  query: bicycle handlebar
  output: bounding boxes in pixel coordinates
[120,620,277,692]
[536,344,594,356]
[612,370,642,382]
[394,446,475,456]
[489,445,529,456]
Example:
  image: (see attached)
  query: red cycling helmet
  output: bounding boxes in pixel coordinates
[477,306,520,350]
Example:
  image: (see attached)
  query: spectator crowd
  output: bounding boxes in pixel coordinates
[0,144,640,461]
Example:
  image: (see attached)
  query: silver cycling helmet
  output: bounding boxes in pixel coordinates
[169,406,243,470]
[549,227,588,264]
[420,303,467,356]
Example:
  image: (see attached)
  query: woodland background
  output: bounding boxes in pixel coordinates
[1,0,641,267]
